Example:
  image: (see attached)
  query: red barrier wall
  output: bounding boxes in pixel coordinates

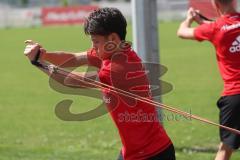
[41,6,98,26]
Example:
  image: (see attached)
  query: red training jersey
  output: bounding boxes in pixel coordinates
[87,48,171,160]
[194,13,240,96]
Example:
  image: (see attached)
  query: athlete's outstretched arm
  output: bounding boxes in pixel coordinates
[177,8,196,40]
[25,40,89,68]
[24,40,98,88]
[41,51,89,68]
[177,20,195,39]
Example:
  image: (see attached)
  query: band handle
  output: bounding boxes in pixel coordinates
[31,49,43,67]
[197,13,214,22]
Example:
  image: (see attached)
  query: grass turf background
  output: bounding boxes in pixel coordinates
[0,22,239,159]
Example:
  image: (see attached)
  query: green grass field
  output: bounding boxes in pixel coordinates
[0,22,239,160]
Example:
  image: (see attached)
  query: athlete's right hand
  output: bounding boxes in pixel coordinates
[186,8,207,25]
[24,40,45,62]
[186,7,198,22]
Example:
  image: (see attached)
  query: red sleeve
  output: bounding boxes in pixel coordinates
[87,48,102,68]
[194,22,216,42]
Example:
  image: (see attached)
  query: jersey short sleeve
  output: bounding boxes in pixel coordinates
[87,48,102,68]
[194,22,216,42]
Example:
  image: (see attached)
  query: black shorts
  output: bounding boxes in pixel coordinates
[148,144,176,160]
[117,144,176,160]
[217,94,240,150]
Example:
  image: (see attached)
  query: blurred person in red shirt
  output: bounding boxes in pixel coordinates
[177,0,240,160]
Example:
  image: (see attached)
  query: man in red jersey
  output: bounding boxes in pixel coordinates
[24,8,175,160]
[177,0,240,160]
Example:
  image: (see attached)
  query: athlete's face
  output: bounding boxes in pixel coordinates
[90,33,120,60]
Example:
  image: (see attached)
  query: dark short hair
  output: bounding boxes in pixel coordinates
[84,7,127,40]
